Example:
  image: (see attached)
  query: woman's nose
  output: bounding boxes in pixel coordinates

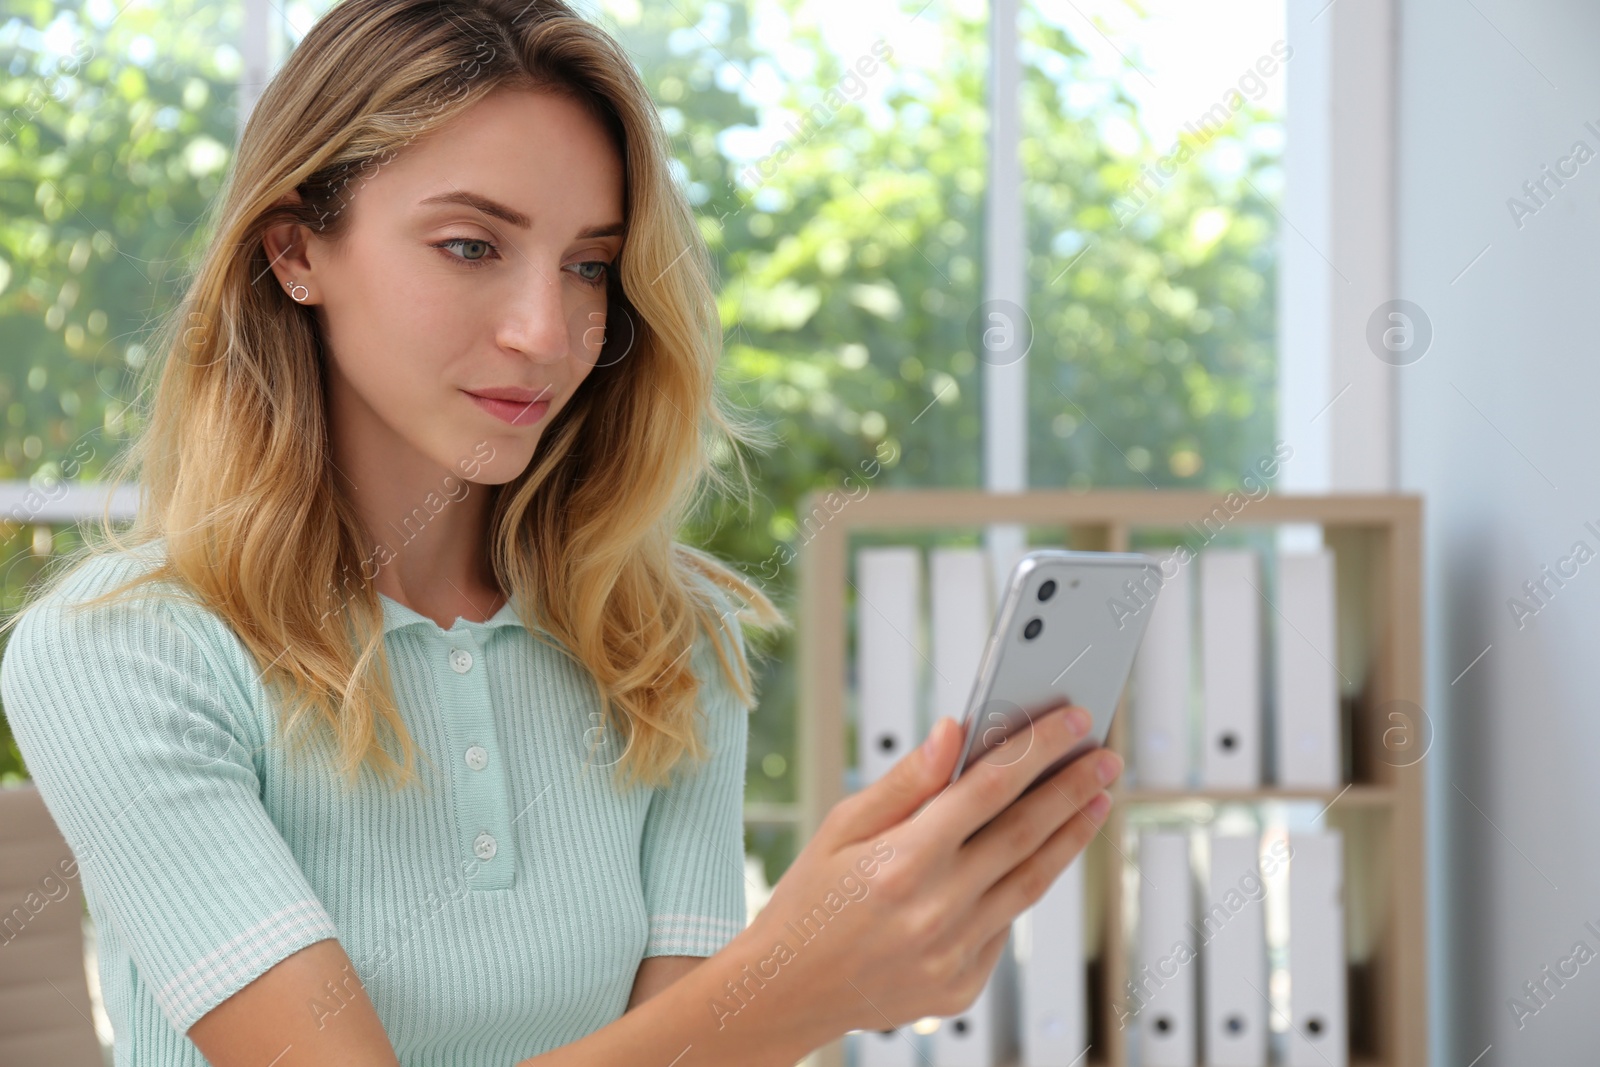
[498,272,572,362]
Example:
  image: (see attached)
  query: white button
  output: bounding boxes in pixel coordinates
[449,648,474,673]
[464,745,488,771]
[473,832,497,860]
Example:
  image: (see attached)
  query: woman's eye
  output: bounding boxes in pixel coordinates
[569,261,610,286]
[435,238,497,265]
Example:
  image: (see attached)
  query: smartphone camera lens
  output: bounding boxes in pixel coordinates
[1037,579,1057,602]
[1023,617,1043,640]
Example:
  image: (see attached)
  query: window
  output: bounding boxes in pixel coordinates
[1022,0,1285,490]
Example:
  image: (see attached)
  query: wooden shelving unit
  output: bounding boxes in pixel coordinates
[795,490,1425,1067]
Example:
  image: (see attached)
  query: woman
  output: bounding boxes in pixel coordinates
[0,1,1119,1064]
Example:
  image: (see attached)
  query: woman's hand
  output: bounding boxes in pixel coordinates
[745,703,1121,1038]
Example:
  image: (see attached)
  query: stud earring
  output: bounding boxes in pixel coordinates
[288,282,309,302]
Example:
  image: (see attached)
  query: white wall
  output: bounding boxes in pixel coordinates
[1397,1,1600,1063]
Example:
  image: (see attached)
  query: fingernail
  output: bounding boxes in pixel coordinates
[1087,792,1113,821]
[1066,707,1092,736]
[1096,750,1122,785]
[921,718,947,768]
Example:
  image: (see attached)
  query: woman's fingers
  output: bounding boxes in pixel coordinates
[815,714,964,850]
[966,789,1112,947]
[949,745,1120,905]
[902,704,1090,852]
[762,699,1119,1036]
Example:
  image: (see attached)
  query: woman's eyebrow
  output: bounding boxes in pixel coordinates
[416,190,623,240]
[419,189,531,228]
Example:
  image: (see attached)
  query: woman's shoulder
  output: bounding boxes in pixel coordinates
[680,558,746,646]
[12,538,191,631]
[3,538,245,689]
[1,539,269,752]
[673,554,759,715]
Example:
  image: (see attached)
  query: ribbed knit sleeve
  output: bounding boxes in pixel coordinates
[636,590,751,958]
[0,580,340,1036]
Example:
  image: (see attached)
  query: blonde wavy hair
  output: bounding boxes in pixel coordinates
[4,0,788,794]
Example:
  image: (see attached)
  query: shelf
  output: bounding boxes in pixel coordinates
[797,490,1427,1067]
[1119,783,1396,808]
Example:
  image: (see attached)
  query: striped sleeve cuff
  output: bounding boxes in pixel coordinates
[156,899,339,1031]
[645,912,743,957]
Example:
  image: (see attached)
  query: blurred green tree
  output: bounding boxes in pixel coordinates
[0,0,242,781]
[609,1,1279,867]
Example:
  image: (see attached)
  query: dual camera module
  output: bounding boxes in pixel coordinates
[1021,576,1072,640]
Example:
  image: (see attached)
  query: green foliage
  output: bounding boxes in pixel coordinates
[0,0,241,783]
[604,0,1280,846]
[1016,7,1278,488]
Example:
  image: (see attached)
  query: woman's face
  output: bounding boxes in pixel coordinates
[287,87,626,486]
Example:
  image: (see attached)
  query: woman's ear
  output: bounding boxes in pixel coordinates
[261,194,320,305]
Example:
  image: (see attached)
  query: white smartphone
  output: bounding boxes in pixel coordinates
[948,548,1165,804]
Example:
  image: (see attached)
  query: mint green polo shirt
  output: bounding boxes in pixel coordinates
[0,542,752,1064]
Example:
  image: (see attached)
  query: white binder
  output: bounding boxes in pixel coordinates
[1132,549,1192,789]
[1136,831,1196,1067]
[931,547,1016,1067]
[930,548,993,723]
[856,547,922,784]
[1199,549,1262,788]
[1018,855,1087,1067]
[1201,833,1267,1067]
[1287,831,1347,1067]
[1274,550,1341,788]
[855,547,924,1067]
[933,939,1018,1067]
[851,1026,921,1067]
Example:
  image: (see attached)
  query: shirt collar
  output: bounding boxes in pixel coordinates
[136,537,533,639]
[379,589,532,637]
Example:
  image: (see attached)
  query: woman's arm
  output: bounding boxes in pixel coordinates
[627,956,705,1011]
[185,928,814,1067]
[186,952,705,1062]
[188,938,400,1066]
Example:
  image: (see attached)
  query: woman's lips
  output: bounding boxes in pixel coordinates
[465,390,550,427]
